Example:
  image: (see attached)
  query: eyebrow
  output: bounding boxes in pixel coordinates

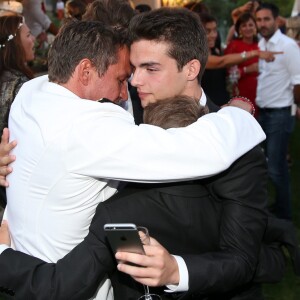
[131,62,161,68]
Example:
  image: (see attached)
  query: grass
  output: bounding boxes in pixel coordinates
[262,120,300,299]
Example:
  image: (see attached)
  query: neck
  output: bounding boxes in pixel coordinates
[184,84,202,100]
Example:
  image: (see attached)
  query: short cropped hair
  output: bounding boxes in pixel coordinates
[256,2,279,19]
[128,7,208,84]
[143,96,208,129]
[48,20,125,84]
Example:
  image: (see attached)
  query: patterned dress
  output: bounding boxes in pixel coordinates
[0,70,29,133]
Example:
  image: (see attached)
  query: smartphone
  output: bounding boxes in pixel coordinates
[104,223,145,255]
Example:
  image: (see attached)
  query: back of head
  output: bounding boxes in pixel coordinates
[143,95,207,129]
[128,7,208,84]
[184,1,210,14]
[198,12,217,26]
[256,2,279,18]
[0,14,33,78]
[82,0,136,28]
[48,20,124,84]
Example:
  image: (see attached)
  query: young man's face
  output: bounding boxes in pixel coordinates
[130,40,190,108]
[256,9,278,40]
[92,46,131,103]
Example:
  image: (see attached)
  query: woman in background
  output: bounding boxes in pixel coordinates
[225,13,259,117]
[0,14,35,207]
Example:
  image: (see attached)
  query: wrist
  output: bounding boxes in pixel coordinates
[228,96,255,116]
[240,51,247,61]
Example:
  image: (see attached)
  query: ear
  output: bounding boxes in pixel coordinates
[186,59,201,81]
[76,59,94,86]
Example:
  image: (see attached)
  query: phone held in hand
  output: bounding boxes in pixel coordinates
[104,223,145,256]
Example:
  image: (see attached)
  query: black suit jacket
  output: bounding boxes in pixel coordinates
[0,146,274,300]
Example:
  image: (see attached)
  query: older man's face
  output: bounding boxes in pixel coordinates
[90,46,131,103]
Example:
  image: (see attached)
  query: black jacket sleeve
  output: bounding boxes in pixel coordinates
[182,146,268,295]
[0,204,116,300]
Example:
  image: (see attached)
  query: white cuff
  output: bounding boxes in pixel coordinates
[164,255,189,293]
[0,244,10,254]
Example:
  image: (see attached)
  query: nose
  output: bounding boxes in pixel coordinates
[130,69,141,87]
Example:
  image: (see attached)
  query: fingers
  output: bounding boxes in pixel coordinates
[0,128,9,144]
[1,140,17,156]
[0,166,13,187]
[0,219,11,247]
[0,155,15,187]
[116,255,164,286]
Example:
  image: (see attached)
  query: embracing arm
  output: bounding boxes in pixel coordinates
[183,146,268,294]
[0,204,115,300]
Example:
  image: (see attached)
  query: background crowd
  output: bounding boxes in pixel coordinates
[0,0,300,299]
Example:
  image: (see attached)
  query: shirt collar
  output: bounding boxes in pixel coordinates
[199,88,207,106]
[262,29,282,47]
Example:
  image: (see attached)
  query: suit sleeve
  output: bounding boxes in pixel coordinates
[0,204,115,300]
[182,146,268,294]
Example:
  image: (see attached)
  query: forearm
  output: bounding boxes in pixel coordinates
[207,50,259,69]
[0,235,114,299]
[69,107,265,182]
[239,63,258,76]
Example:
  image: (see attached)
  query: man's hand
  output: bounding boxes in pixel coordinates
[116,237,179,287]
[0,220,11,246]
[258,50,283,62]
[0,128,17,187]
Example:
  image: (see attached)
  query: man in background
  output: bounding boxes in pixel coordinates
[256,2,300,220]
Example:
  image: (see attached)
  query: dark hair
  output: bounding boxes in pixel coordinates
[0,15,33,79]
[256,2,279,19]
[235,12,258,42]
[135,4,151,13]
[83,0,136,32]
[65,0,87,20]
[184,1,210,14]
[143,95,207,129]
[48,20,125,84]
[199,13,217,26]
[128,7,208,84]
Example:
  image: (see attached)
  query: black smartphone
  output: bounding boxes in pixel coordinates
[104,223,145,255]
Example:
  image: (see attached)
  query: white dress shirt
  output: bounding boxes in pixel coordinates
[4,75,265,298]
[257,29,300,108]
